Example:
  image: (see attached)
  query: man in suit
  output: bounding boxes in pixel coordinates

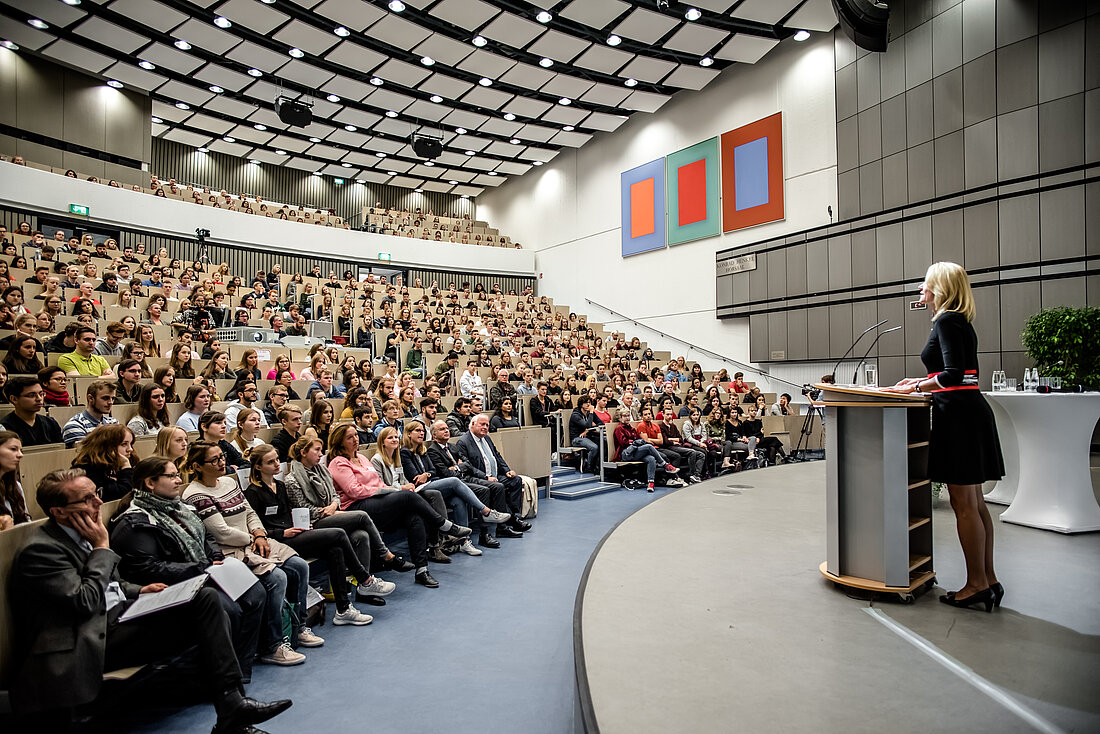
[454,414,532,537]
[10,468,292,732]
[427,420,511,549]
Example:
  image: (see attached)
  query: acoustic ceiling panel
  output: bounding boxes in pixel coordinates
[103,61,169,91]
[428,0,500,32]
[527,29,590,64]
[559,0,630,28]
[107,0,189,32]
[272,19,339,56]
[193,63,254,93]
[311,0,385,32]
[215,0,292,34]
[172,18,240,55]
[72,17,151,54]
[714,34,780,63]
[478,12,546,49]
[612,8,679,44]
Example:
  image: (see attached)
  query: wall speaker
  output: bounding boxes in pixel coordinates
[411,136,443,159]
[831,0,891,52]
[275,97,313,127]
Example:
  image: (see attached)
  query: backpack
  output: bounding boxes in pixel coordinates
[520,474,538,518]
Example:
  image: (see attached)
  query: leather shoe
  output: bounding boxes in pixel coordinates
[358,594,386,606]
[512,519,532,532]
[497,525,523,538]
[381,555,416,573]
[429,547,451,563]
[415,570,439,588]
[212,697,292,733]
[478,533,500,549]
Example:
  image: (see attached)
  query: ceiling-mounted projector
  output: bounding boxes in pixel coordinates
[411,135,443,159]
[276,96,313,127]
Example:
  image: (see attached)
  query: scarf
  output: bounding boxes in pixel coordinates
[131,488,208,565]
[287,460,336,509]
[43,388,70,407]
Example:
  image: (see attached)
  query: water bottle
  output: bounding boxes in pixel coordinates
[1025,368,1036,391]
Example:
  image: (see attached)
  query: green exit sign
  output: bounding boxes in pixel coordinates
[377,252,391,261]
[69,203,90,216]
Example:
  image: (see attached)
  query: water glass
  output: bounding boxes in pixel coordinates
[1005,378,1017,391]
[1051,376,1061,390]
[991,370,1006,392]
[1038,377,1050,389]
[864,363,877,388]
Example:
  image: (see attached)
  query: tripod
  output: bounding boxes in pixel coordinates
[788,403,824,462]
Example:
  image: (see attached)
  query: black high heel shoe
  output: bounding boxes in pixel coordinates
[940,587,994,612]
[989,582,1004,608]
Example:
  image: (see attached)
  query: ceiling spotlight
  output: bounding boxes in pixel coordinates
[387,171,397,175]
[503,112,516,121]
[175,102,190,110]
[558,97,571,105]
[2,41,19,50]
[455,127,467,134]
[223,136,235,142]
[334,26,350,37]
[624,78,638,87]
[259,0,275,4]
[138,60,156,70]
[472,35,487,47]
[197,147,209,153]
[388,0,406,11]
[326,94,340,103]
[488,171,498,176]
[509,138,520,144]
[106,80,123,89]
[62,0,81,5]
[376,152,387,157]
[247,68,263,77]
[794,30,811,41]
[385,110,398,118]
[312,171,322,176]
[424,161,434,166]
[275,149,287,155]
[307,138,320,144]
[536,10,552,23]
[209,85,224,93]
[464,150,475,156]
[341,162,352,167]
[358,179,367,184]
[27,19,49,30]
[254,123,267,130]
[533,161,543,166]
[214,16,232,28]
[699,56,714,66]
[151,116,163,124]
[249,159,260,165]
[414,188,423,192]
[539,57,553,68]
[563,125,574,131]
[478,77,492,86]
[345,124,357,131]
[448,179,458,184]
[430,94,443,103]
[288,47,304,58]
[607,34,621,46]
[685,8,701,21]
[421,56,434,66]
[174,39,191,50]
[370,77,383,85]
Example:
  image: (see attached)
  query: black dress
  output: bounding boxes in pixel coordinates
[921,312,1005,484]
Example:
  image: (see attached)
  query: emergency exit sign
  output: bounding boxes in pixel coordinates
[377,252,391,261]
[69,203,90,216]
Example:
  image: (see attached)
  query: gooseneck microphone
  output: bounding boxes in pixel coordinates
[852,326,903,385]
[828,319,887,384]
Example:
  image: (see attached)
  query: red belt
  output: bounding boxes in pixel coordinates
[927,370,980,392]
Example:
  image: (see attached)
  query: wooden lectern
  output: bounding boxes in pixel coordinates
[815,384,935,602]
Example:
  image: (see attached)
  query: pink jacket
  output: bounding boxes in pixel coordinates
[329,453,388,509]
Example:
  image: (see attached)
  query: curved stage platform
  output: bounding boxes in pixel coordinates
[574,463,1100,734]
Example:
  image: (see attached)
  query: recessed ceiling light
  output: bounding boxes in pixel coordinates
[794,30,811,41]
[421,56,434,66]
[424,161,434,166]
[138,60,156,70]
[249,159,260,165]
[533,161,543,166]
[247,68,263,77]
[383,171,395,176]
[455,127,467,134]
[209,85,224,93]
[430,94,443,103]
[175,102,190,110]
[509,138,520,144]
[699,56,714,66]
[536,10,552,23]
[376,152,387,157]
[312,171,322,176]
[503,112,515,121]
[370,77,383,86]
[464,150,475,156]
[223,136,235,142]
[326,94,340,103]
[2,40,19,50]
[288,47,304,58]
[685,8,702,21]
[254,123,267,130]
[275,149,287,155]
[174,39,191,50]
[388,0,405,11]
[558,97,571,105]
[624,78,638,87]
[341,162,352,167]
[259,0,275,4]
[539,57,553,68]
[197,147,209,153]
[461,194,469,199]
[358,179,367,184]
[385,110,398,118]
[414,188,423,192]
[214,16,232,28]
[61,0,81,5]
[106,80,123,89]
[27,19,49,30]
[448,179,458,185]
[479,77,492,86]
[563,125,574,131]
[309,137,321,142]
[334,26,350,37]
[488,171,498,176]
[151,116,163,124]
[607,34,621,46]
[345,124,357,131]
[472,35,487,47]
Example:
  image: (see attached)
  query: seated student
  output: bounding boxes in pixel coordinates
[228,407,267,459]
[770,393,794,416]
[182,441,319,666]
[591,393,613,426]
[114,358,144,403]
[658,408,705,483]
[92,321,127,358]
[327,424,467,589]
[2,334,44,375]
[0,430,29,530]
[201,350,236,381]
[127,384,170,437]
[62,381,119,448]
[225,379,268,429]
[270,406,302,462]
[9,467,293,730]
[611,410,673,493]
[243,445,380,626]
[58,326,114,377]
[682,407,718,476]
[350,405,376,448]
[38,368,69,410]
[340,387,371,420]
[634,405,687,481]
[236,350,262,382]
[304,399,334,449]
[567,396,603,475]
[741,403,786,465]
[445,396,473,436]
[489,395,520,432]
[722,406,758,465]
[70,424,136,502]
[453,414,532,537]
[308,367,340,400]
[263,385,289,427]
[371,399,404,440]
[199,411,246,473]
[176,383,213,432]
[109,456,268,681]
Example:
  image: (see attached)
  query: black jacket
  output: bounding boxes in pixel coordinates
[109,503,223,585]
[568,408,603,443]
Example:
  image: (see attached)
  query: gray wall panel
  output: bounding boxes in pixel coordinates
[857,107,883,166]
[1086,89,1100,163]
[852,300,880,356]
[963,117,998,188]
[837,116,859,174]
[877,296,907,356]
[906,82,935,147]
[836,63,857,122]
[997,193,1039,266]
[807,307,831,360]
[882,152,909,209]
[963,52,997,126]
[1039,186,1085,261]
[880,94,909,157]
[828,304,854,359]
[995,0,1039,47]
[786,309,808,361]
[787,243,808,297]
[933,130,965,195]
[996,37,1038,115]
[931,209,964,264]
[933,67,964,137]
[827,235,853,292]
[1041,276,1086,310]
[880,37,907,101]
[996,106,1038,181]
[962,200,1000,270]
[1038,94,1084,172]
[904,19,934,88]
[962,0,997,63]
[838,169,860,220]
[999,280,1041,353]
[876,223,904,282]
[902,217,932,280]
[1038,20,1085,103]
[856,53,882,113]
[906,141,936,203]
[767,249,787,300]
[1088,181,1100,257]
[851,230,878,287]
[1087,14,1100,91]
[858,161,884,215]
[932,2,964,77]
[63,76,107,153]
[767,312,788,360]
[749,314,769,363]
[747,255,769,302]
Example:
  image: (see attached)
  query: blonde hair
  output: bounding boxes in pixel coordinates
[924,262,976,322]
[374,426,400,466]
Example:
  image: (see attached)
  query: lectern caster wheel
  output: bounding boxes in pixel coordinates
[897,593,915,605]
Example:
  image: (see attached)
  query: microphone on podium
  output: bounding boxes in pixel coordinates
[852,326,902,385]
[828,319,887,384]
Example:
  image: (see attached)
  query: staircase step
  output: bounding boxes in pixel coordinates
[550,481,621,500]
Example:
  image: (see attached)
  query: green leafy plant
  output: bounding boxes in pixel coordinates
[1021,306,1100,390]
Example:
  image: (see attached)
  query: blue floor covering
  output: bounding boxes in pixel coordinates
[117,485,668,734]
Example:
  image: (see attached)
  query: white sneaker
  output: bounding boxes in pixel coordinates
[333,606,374,626]
[483,509,511,524]
[297,627,325,647]
[356,576,396,597]
[459,539,483,556]
[260,640,306,666]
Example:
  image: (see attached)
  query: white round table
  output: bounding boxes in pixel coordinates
[984,391,1100,534]
[983,395,1020,504]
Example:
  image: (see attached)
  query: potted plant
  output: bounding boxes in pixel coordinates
[1021,306,1100,391]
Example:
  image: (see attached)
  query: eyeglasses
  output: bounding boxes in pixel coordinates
[63,487,103,506]
[157,471,181,479]
[203,454,226,464]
